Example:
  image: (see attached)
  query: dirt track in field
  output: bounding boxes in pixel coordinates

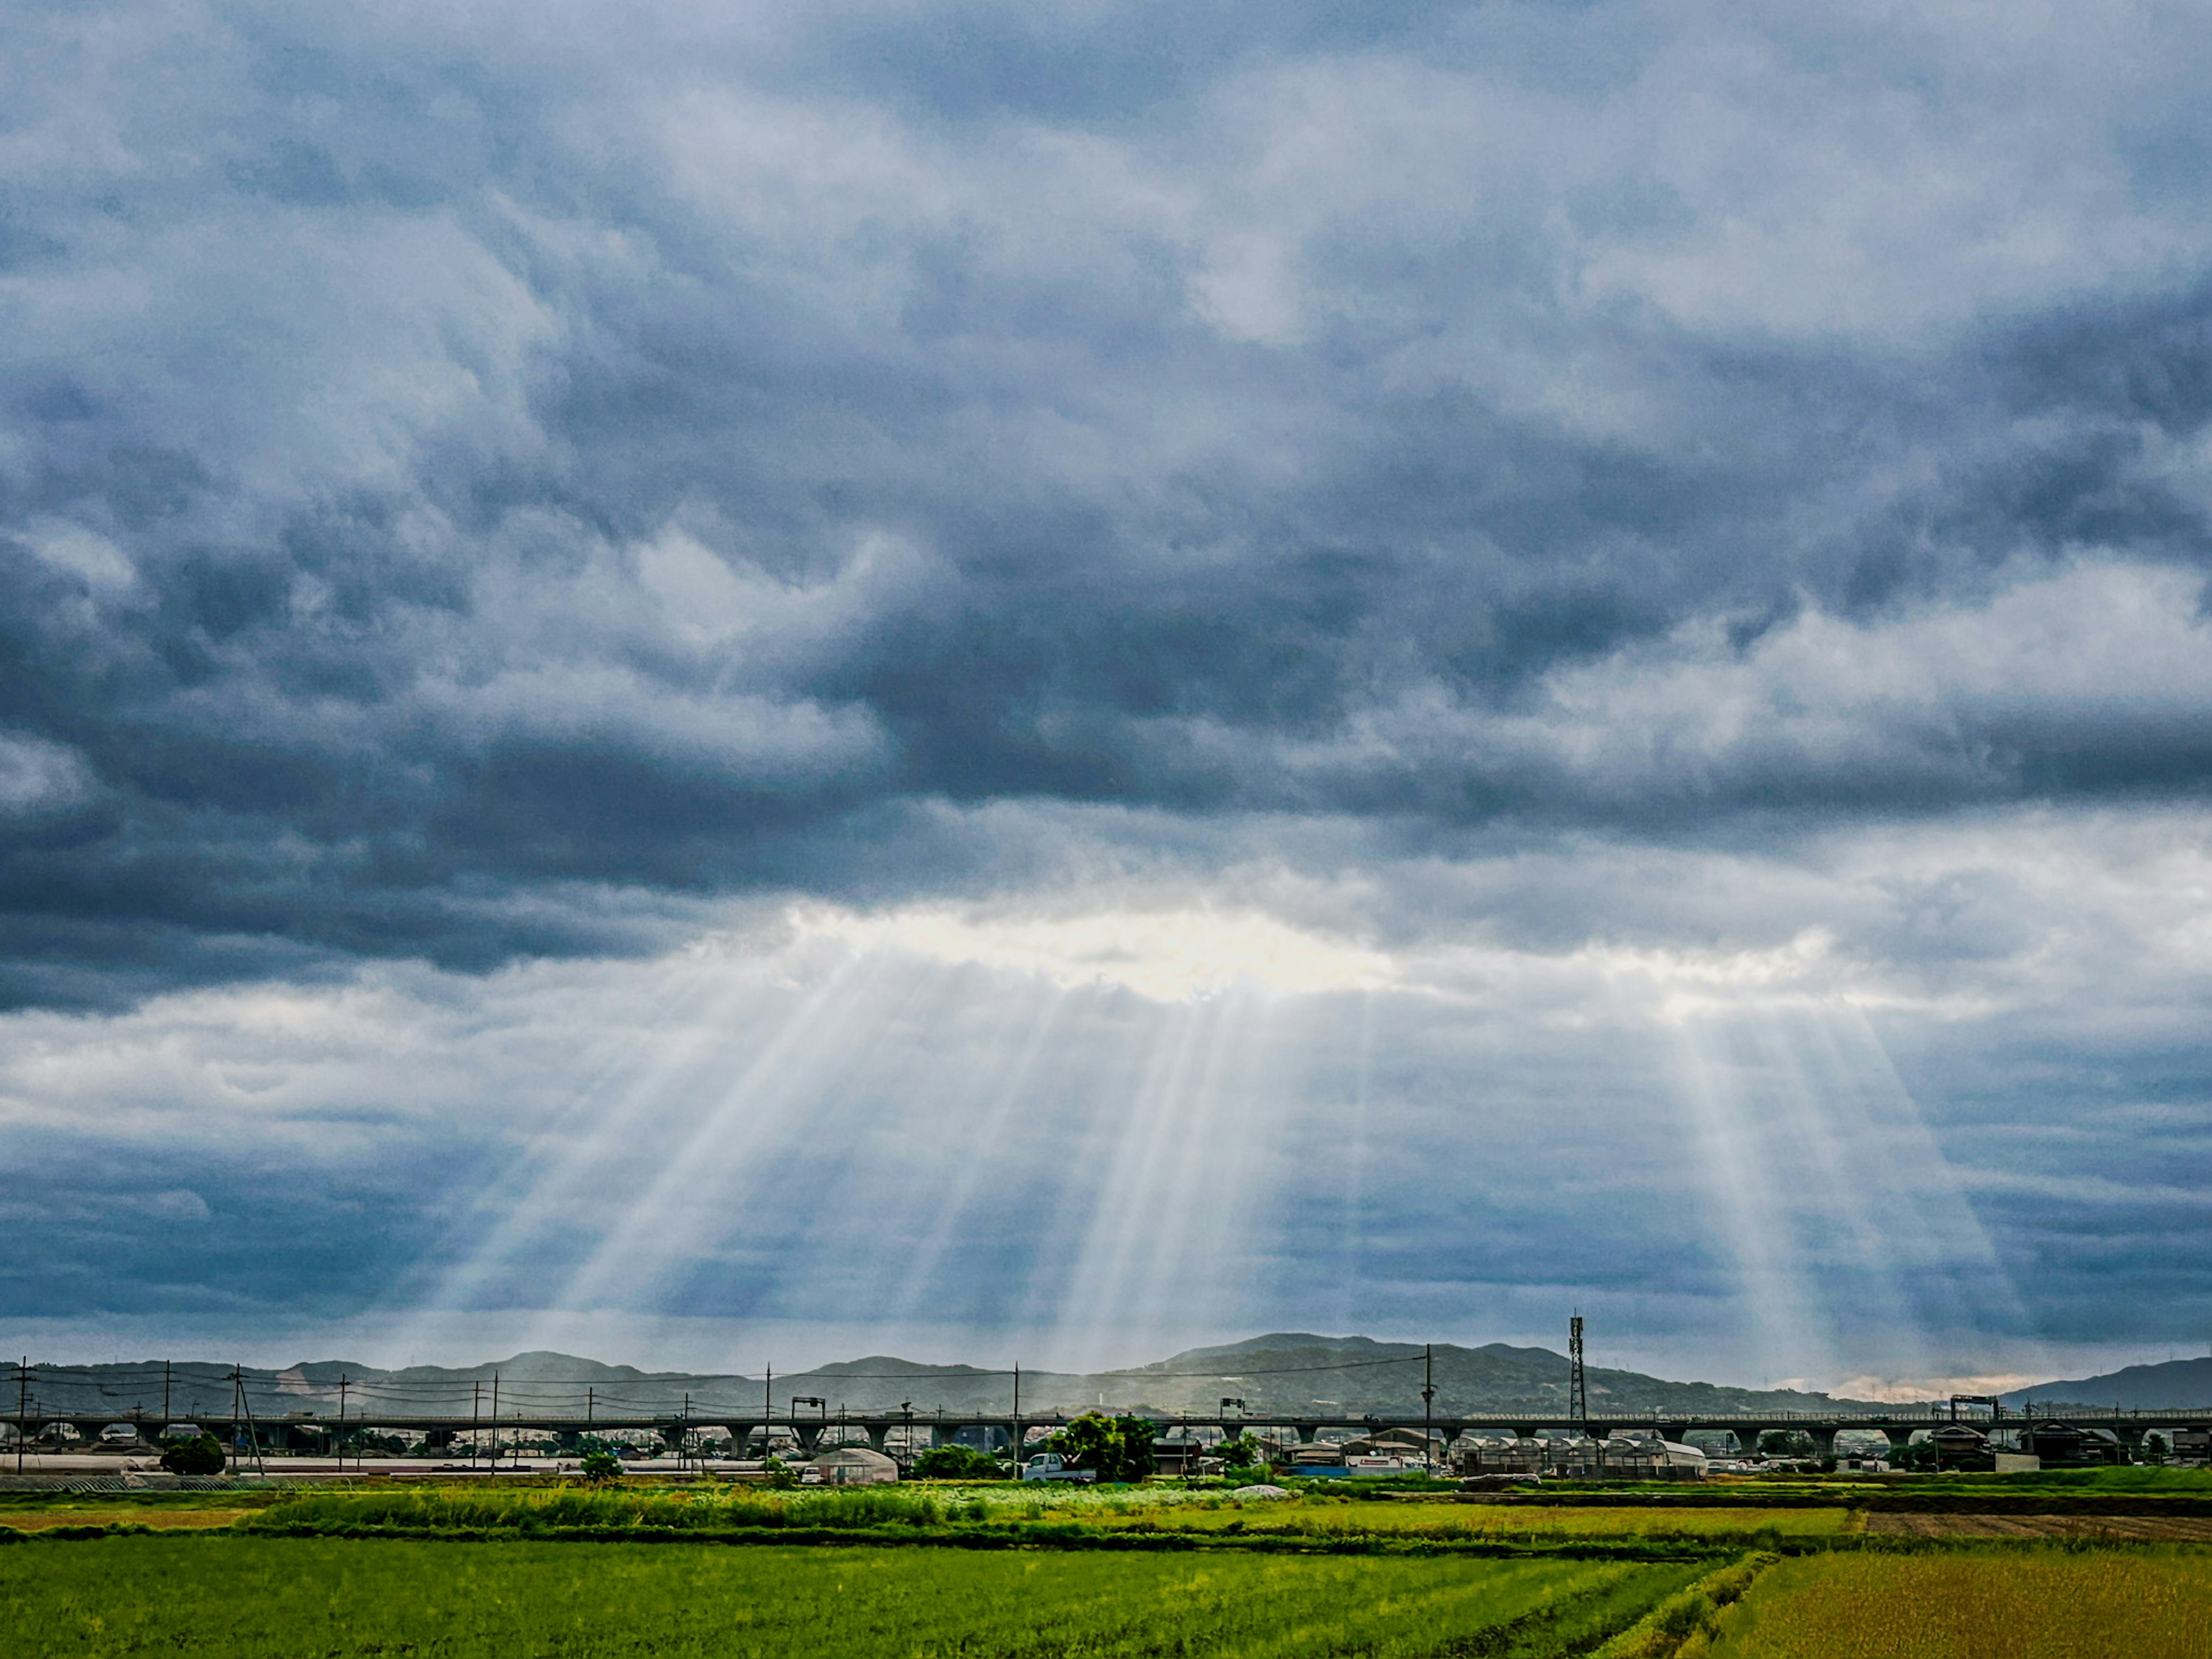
[1865,1511,2212,1540]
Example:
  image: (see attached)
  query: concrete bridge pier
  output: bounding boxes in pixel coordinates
[865,1423,889,1454]
[1806,1427,1838,1462]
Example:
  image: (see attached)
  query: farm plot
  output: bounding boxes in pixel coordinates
[0,1506,251,1532]
[0,1535,1710,1658]
[1082,1499,1855,1546]
[1865,1511,2212,1541]
[1709,1549,2212,1658]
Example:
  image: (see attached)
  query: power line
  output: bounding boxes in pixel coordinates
[3,1350,1438,1397]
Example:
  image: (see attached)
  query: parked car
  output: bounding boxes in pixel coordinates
[1021,1452,1097,1483]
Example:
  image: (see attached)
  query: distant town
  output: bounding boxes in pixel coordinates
[10,1332,2208,1487]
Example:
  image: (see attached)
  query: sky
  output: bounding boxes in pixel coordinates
[4,0,2212,1398]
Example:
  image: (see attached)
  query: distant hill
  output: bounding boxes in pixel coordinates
[1115,1333,1894,1418]
[2001,1356,2212,1411]
[25,1332,1902,1424]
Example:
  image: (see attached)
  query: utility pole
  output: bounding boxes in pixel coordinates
[1569,1316,1588,1436]
[1422,1344,1436,1475]
[162,1359,171,1426]
[586,1385,594,1427]
[1011,1364,1021,1467]
[764,1364,772,1458]
[338,1374,349,1473]
[490,1372,501,1471]
[471,1380,482,1471]
[235,1368,267,1478]
[16,1358,26,1474]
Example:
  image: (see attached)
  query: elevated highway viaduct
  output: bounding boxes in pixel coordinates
[12,1408,2209,1461]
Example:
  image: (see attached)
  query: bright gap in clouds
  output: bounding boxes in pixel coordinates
[794,903,1397,1000]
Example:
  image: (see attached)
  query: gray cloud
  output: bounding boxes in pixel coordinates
[5,0,2212,1377]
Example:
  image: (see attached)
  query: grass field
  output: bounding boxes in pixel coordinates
[1078,1500,1854,1546]
[1708,1550,2212,1658]
[226,1485,1852,1550]
[1865,1511,2212,1540]
[1982,1467,2212,1491]
[0,1535,1707,1658]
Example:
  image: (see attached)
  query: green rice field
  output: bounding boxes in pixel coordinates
[0,1535,1706,1658]
[5,1483,2209,1656]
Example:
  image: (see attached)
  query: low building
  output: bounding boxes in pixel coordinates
[1341,1428,1441,1461]
[1459,1437,1543,1476]
[1594,1438,1707,1481]
[1281,1441,1344,1474]
[810,1446,899,1485]
[1151,1441,1207,1477]
[1931,1423,1993,1472]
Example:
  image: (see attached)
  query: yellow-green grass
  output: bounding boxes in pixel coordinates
[1075,1500,1854,1545]
[0,1506,250,1531]
[1708,1549,2212,1658]
[0,1535,1706,1658]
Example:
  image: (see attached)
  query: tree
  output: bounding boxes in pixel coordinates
[911,1444,1005,1480]
[159,1433,225,1476]
[579,1449,623,1482]
[1889,1438,1938,1472]
[1112,1416,1158,1481]
[1213,1433,1266,1469]
[1049,1413,1158,1483]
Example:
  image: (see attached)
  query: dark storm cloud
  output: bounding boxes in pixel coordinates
[7,0,2212,1007]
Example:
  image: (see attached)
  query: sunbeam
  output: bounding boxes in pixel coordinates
[384,944,777,1349]
[541,950,909,1324]
[1672,998,2030,1385]
[1046,987,1291,1369]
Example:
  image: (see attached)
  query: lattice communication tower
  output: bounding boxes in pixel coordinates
[1568,1315,1588,1430]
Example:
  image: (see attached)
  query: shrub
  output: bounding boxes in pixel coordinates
[160,1433,226,1476]
[579,1450,622,1483]
[912,1444,1007,1480]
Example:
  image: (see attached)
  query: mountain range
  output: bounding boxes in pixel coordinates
[1998,1356,2212,1411]
[23,1334,1886,1423]
[28,1334,2212,1425]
